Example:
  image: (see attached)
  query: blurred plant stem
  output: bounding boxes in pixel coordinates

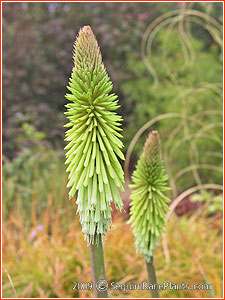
[145,256,159,298]
[89,235,109,298]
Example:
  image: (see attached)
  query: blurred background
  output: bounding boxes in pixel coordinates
[2,2,223,298]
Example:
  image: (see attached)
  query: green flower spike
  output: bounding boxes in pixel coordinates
[129,131,170,262]
[64,26,124,245]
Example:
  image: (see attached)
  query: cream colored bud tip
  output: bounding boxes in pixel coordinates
[151,130,158,135]
[81,25,92,34]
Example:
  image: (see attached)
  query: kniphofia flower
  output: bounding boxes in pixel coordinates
[64,26,124,245]
[129,131,170,261]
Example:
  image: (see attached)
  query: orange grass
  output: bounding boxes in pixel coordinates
[2,193,223,298]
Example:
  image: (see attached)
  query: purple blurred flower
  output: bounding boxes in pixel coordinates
[30,224,43,240]
[37,224,43,231]
[138,13,149,21]
[30,230,37,239]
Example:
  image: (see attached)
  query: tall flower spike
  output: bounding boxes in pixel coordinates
[64,26,124,245]
[129,131,170,262]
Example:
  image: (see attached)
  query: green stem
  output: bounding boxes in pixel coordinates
[145,256,159,298]
[89,234,109,298]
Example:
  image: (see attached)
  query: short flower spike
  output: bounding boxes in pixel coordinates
[129,131,170,262]
[64,26,124,245]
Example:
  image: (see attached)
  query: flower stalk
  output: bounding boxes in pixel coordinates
[90,235,108,298]
[145,257,159,298]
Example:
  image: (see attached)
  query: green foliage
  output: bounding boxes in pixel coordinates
[64,26,124,244]
[122,22,222,194]
[190,191,223,216]
[21,123,46,141]
[2,125,65,217]
[3,3,222,160]
[129,131,170,262]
